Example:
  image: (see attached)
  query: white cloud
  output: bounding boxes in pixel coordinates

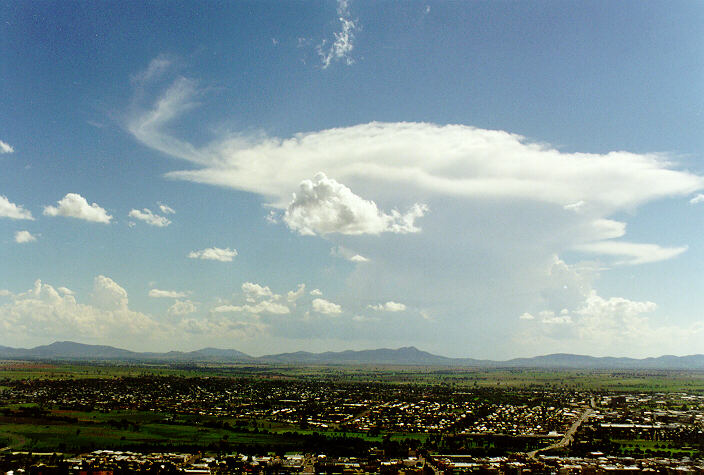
[242,282,275,302]
[158,202,175,214]
[43,193,112,223]
[14,230,37,243]
[0,140,14,154]
[178,316,266,339]
[129,208,171,227]
[188,247,237,262]
[690,194,704,204]
[131,54,173,84]
[310,288,323,296]
[369,301,407,312]
[318,0,357,69]
[574,241,687,265]
[149,288,188,299]
[312,298,342,315]
[287,284,306,303]
[213,301,290,315]
[285,173,427,236]
[168,299,197,316]
[0,196,33,220]
[0,277,159,343]
[519,312,535,320]
[331,245,370,262]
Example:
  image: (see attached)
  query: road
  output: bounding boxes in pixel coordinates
[527,407,593,459]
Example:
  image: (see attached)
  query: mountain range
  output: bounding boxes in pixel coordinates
[1,341,704,370]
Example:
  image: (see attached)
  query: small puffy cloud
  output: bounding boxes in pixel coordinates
[287,284,306,303]
[285,173,427,236]
[318,0,357,69]
[519,312,535,320]
[369,301,407,312]
[168,299,197,316]
[0,140,14,154]
[311,297,342,315]
[574,241,687,265]
[331,245,370,262]
[242,282,275,302]
[158,202,175,214]
[310,288,323,296]
[188,247,237,262]
[149,288,188,299]
[128,208,171,227]
[14,230,37,243]
[43,193,112,223]
[0,196,33,220]
[690,194,704,204]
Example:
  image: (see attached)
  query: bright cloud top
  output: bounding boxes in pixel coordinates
[187,247,238,262]
[129,208,171,227]
[0,196,33,220]
[284,173,428,236]
[43,193,112,224]
[14,230,37,243]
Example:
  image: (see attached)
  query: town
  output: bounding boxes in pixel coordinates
[1,365,703,473]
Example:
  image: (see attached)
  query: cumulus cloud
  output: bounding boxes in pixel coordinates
[168,299,197,316]
[310,288,323,296]
[312,298,342,315]
[519,312,535,320]
[574,241,688,265]
[0,140,14,154]
[318,0,357,68]
[188,247,237,262]
[43,193,112,223]
[287,284,306,303]
[129,208,171,227]
[0,277,159,344]
[285,173,427,236]
[14,230,37,243]
[149,288,188,299]
[331,245,370,262]
[242,282,275,302]
[0,196,33,220]
[369,301,407,312]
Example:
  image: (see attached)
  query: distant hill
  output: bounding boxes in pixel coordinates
[1,341,704,369]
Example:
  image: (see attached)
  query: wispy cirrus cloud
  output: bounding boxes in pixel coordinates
[318,0,358,69]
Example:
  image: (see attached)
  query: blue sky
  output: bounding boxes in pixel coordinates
[1,1,704,358]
